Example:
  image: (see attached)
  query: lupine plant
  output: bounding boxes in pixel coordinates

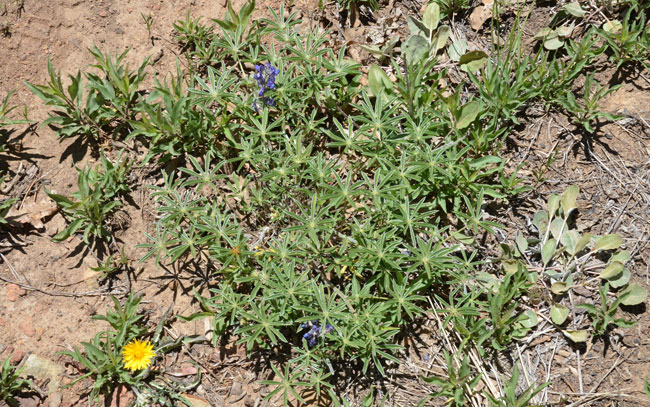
[28,0,643,404]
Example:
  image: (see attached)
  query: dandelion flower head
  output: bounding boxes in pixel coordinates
[122,339,156,372]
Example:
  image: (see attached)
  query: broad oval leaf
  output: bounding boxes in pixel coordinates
[368,64,393,97]
[600,261,624,280]
[561,185,579,217]
[542,238,556,265]
[561,230,580,255]
[459,50,489,73]
[620,283,647,306]
[423,3,440,31]
[432,25,451,53]
[515,230,528,254]
[402,35,430,63]
[551,304,570,325]
[551,281,570,294]
[563,2,586,17]
[563,329,589,343]
[603,20,622,34]
[548,194,560,217]
[609,267,631,288]
[594,234,623,251]
[455,100,482,130]
[549,218,564,241]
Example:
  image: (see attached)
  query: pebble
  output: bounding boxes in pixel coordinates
[10,348,25,364]
[19,316,35,337]
[5,283,26,302]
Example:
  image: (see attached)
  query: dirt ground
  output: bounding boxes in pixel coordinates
[1,0,650,406]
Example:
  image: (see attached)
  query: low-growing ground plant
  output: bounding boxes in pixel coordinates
[46,151,131,244]
[0,355,34,407]
[27,0,647,405]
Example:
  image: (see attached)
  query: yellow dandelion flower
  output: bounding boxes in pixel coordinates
[122,339,156,372]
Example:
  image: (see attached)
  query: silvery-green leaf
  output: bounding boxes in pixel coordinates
[544,36,564,50]
[423,3,440,31]
[534,28,553,40]
[620,283,647,306]
[455,100,482,130]
[402,35,430,63]
[600,261,623,280]
[561,185,579,217]
[447,35,468,61]
[516,230,528,254]
[560,230,580,255]
[594,234,623,251]
[551,281,570,294]
[408,16,429,38]
[459,50,489,73]
[548,194,560,217]
[551,304,570,325]
[368,64,393,97]
[549,218,564,241]
[603,20,622,34]
[610,250,630,264]
[533,210,549,235]
[563,329,589,342]
[520,310,538,328]
[574,232,592,255]
[556,24,574,38]
[542,238,556,265]
[432,25,450,53]
[563,2,586,17]
[609,268,631,288]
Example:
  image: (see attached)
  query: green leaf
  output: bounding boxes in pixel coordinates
[368,64,393,97]
[407,17,429,38]
[541,238,556,265]
[515,230,528,253]
[574,232,592,255]
[620,284,647,306]
[432,25,450,53]
[561,185,579,217]
[563,329,589,342]
[544,35,564,50]
[533,210,548,235]
[459,50,488,73]
[548,194,560,217]
[534,28,553,40]
[422,3,440,31]
[563,2,586,17]
[603,20,622,34]
[549,218,564,241]
[610,250,631,264]
[594,234,623,251]
[455,100,482,130]
[551,281,570,294]
[468,155,502,169]
[551,304,570,325]
[402,35,430,63]
[556,25,574,38]
[560,230,580,255]
[609,267,631,289]
[600,261,624,280]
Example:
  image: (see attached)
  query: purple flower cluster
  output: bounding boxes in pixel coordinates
[252,62,279,112]
[300,320,334,347]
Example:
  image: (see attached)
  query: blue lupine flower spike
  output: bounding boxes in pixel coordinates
[300,320,334,347]
[252,62,279,112]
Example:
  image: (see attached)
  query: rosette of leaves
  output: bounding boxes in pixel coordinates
[500,186,647,343]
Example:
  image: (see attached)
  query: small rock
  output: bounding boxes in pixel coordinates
[10,348,24,364]
[115,27,124,34]
[244,396,256,407]
[15,396,39,407]
[20,354,64,393]
[48,392,63,407]
[109,385,134,407]
[19,316,35,337]
[5,283,26,302]
[230,381,243,396]
[0,317,6,327]
[83,268,100,289]
[182,394,211,407]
